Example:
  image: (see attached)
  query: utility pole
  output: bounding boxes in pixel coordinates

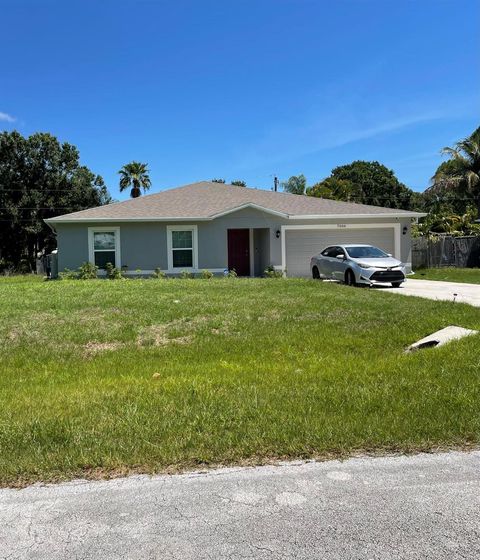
[273,175,279,192]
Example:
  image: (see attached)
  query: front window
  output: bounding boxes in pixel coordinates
[167,226,198,270]
[345,246,388,259]
[89,228,120,270]
[172,230,193,268]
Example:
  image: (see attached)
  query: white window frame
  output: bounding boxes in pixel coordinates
[167,225,198,272]
[88,227,121,270]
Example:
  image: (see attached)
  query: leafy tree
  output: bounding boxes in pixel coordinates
[230,180,247,187]
[281,174,307,195]
[306,177,362,202]
[308,161,414,209]
[426,126,480,216]
[211,178,226,183]
[119,161,151,198]
[0,131,111,270]
[413,207,480,236]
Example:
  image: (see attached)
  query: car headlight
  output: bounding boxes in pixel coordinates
[358,263,372,269]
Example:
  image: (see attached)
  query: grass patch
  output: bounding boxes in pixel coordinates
[0,276,479,486]
[413,267,480,284]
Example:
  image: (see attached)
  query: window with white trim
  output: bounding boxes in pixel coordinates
[167,226,198,270]
[89,227,120,269]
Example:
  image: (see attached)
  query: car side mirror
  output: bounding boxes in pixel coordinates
[387,253,392,257]
[335,254,344,260]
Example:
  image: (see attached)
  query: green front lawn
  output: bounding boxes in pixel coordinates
[413,267,480,284]
[1,276,479,487]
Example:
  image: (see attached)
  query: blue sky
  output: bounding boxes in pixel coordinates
[1,0,479,200]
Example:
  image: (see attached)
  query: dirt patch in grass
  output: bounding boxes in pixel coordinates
[257,309,283,322]
[136,317,210,347]
[83,341,126,356]
[6,325,48,345]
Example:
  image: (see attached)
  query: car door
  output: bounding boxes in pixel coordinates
[331,247,348,280]
[317,246,334,277]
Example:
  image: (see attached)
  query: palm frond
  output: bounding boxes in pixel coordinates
[465,170,480,189]
[118,161,151,197]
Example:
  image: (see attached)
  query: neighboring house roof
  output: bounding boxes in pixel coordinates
[45,181,425,223]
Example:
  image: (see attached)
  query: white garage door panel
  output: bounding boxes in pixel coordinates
[285,228,395,277]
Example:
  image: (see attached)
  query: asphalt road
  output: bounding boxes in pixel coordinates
[1,451,479,560]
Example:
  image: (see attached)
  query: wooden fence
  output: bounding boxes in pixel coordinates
[412,235,480,269]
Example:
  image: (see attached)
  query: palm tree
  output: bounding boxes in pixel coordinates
[119,162,151,198]
[430,127,480,215]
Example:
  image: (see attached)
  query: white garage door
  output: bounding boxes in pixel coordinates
[285,227,396,277]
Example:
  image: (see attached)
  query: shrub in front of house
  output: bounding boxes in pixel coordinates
[153,268,167,279]
[59,262,98,280]
[58,268,79,280]
[263,265,284,278]
[105,262,124,280]
[78,262,98,279]
[201,269,213,279]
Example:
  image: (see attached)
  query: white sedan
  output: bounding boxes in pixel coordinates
[310,244,406,287]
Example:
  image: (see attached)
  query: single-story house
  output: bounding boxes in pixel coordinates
[45,181,425,277]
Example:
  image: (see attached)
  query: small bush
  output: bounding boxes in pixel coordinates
[201,269,213,279]
[78,262,98,279]
[0,259,15,275]
[59,268,79,280]
[153,268,167,279]
[179,270,194,279]
[17,259,32,274]
[225,269,237,278]
[263,265,284,278]
[105,262,124,280]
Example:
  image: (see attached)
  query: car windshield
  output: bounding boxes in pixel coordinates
[346,246,389,258]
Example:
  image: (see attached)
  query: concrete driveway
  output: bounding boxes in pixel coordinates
[1,451,479,560]
[381,278,480,307]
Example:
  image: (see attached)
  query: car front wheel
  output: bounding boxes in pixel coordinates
[391,281,402,288]
[312,266,321,280]
[345,269,356,286]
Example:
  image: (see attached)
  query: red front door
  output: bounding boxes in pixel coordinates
[227,229,250,276]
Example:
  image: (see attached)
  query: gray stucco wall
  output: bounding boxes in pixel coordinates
[56,224,89,270]
[54,208,413,275]
[56,223,168,271]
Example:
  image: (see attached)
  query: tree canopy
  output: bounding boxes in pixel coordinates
[0,131,111,271]
[307,161,415,209]
[426,126,480,215]
[281,174,307,195]
[211,178,247,186]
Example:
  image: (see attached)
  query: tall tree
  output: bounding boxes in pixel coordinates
[119,161,151,198]
[306,177,362,202]
[0,131,111,270]
[427,126,480,215]
[281,174,307,195]
[308,161,414,209]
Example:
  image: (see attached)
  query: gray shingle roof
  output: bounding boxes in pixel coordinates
[46,181,424,223]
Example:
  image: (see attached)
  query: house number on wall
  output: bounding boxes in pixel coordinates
[336,224,347,228]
